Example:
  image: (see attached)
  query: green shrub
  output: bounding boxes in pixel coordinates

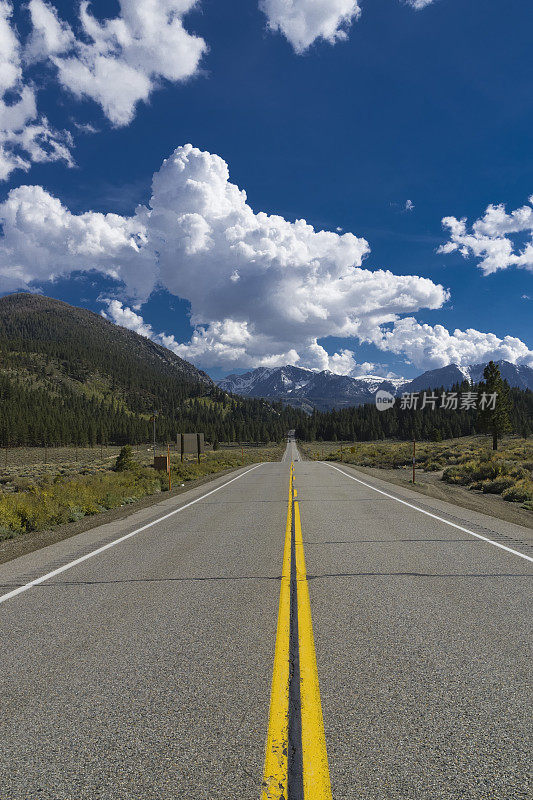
[442,464,474,485]
[0,501,24,532]
[502,480,533,503]
[508,466,529,480]
[0,524,16,541]
[471,459,506,481]
[424,460,444,472]
[481,477,515,494]
[114,445,137,472]
[11,477,37,492]
[443,457,511,486]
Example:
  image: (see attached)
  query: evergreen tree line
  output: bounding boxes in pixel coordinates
[294,380,532,443]
[0,373,530,447]
[0,375,306,446]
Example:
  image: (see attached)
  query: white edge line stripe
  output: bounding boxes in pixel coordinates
[0,464,264,606]
[322,462,533,564]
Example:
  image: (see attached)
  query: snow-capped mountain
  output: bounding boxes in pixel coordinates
[401,364,471,394]
[217,360,533,411]
[402,360,533,394]
[468,360,533,390]
[218,366,405,411]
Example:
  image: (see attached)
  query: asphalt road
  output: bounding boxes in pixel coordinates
[1,443,531,799]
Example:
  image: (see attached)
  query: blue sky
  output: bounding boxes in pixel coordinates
[0,0,531,379]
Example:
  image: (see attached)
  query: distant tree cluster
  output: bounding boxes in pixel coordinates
[293,377,531,445]
[0,294,307,447]
[0,375,308,447]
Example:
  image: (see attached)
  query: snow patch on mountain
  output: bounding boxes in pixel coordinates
[218,359,533,411]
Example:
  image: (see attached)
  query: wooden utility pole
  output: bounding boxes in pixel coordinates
[152,411,158,462]
[167,443,171,491]
[412,438,416,484]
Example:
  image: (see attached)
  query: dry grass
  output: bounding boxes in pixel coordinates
[0,443,284,540]
[299,436,533,510]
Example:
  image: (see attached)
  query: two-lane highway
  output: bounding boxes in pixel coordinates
[1,443,531,798]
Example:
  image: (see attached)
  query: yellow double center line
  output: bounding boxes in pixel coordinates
[261,462,332,799]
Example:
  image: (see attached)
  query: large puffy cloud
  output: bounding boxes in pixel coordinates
[374,318,533,369]
[0,0,72,181]
[102,299,393,377]
[438,196,533,275]
[3,144,530,373]
[260,0,438,52]
[27,0,207,127]
[0,142,481,372]
[0,144,449,368]
[145,144,448,367]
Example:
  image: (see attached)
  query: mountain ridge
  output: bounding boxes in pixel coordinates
[0,293,304,445]
[218,360,533,411]
[0,292,213,389]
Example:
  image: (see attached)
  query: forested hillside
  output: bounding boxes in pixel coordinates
[0,294,305,445]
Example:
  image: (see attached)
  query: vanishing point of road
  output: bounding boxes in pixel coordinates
[1,439,531,798]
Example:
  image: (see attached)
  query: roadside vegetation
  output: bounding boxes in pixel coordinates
[299,436,533,510]
[0,444,284,541]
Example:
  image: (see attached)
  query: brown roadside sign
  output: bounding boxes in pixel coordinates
[178,433,205,454]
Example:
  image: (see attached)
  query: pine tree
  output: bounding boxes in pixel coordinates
[477,361,512,450]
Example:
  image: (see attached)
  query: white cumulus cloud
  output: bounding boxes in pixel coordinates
[259,0,361,53]
[0,184,153,295]
[101,298,155,338]
[145,144,448,368]
[101,300,394,378]
[6,142,516,374]
[438,196,533,274]
[0,0,73,181]
[27,0,207,127]
[373,318,533,369]
[260,0,439,52]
